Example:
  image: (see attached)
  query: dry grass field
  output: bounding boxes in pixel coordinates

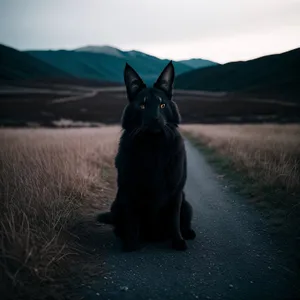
[1,123,300,298]
[182,124,300,258]
[0,126,120,299]
[182,124,300,190]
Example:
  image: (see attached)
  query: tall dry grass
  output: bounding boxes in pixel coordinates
[182,124,300,191]
[0,126,120,298]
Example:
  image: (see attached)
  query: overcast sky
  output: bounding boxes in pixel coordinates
[0,0,299,63]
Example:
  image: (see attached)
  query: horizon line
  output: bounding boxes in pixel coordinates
[1,42,299,65]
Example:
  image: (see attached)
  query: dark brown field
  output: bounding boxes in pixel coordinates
[1,81,300,127]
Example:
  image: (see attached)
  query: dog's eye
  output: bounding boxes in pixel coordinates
[140,104,145,109]
[160,103,165,109]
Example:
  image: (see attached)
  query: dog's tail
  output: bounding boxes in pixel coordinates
[96,212,114,224]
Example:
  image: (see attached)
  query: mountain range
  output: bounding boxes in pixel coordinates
[175,47,300,101]
[0,44,71,80]
[1,43,299,102]
[26,45,217,84]
[0,43,217,83]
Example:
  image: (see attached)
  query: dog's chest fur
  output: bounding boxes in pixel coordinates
[116,131,181,195]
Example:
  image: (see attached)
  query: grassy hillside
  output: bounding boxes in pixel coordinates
[27,49,193,84]
[175,48,300,101]
[0,44,72,80]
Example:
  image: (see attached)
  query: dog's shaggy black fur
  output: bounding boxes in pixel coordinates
[97,61,195,251]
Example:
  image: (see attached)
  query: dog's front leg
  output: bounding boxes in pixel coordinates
[121,201,140,252]
[145,204,162,242]
[170,192,187,251]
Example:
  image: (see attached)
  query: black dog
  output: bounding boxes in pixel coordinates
[97,61,195,251]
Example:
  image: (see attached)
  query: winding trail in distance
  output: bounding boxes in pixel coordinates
[2,85,298,106]
[81,139,300,300]
[50,87,229,104]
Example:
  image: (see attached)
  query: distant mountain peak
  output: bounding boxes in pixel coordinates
[75,45,124,57]
[179,58,219,69]
[74,45,158,60]
[74,45,218,69]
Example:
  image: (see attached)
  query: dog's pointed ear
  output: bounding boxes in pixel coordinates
[153,61,175,100]
[124,63,146,101]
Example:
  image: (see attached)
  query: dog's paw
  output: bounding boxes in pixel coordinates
[113,227,123,238]
[172,239,187,251]
[182,229,196,240]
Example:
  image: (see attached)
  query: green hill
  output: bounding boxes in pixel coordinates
[175,48,300,101]
[0,44,72,80]
[75,45,218,69]
[1,43,219,84]
[27,48,193,84]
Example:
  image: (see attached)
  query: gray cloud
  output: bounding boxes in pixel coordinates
[0,0,299,62]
